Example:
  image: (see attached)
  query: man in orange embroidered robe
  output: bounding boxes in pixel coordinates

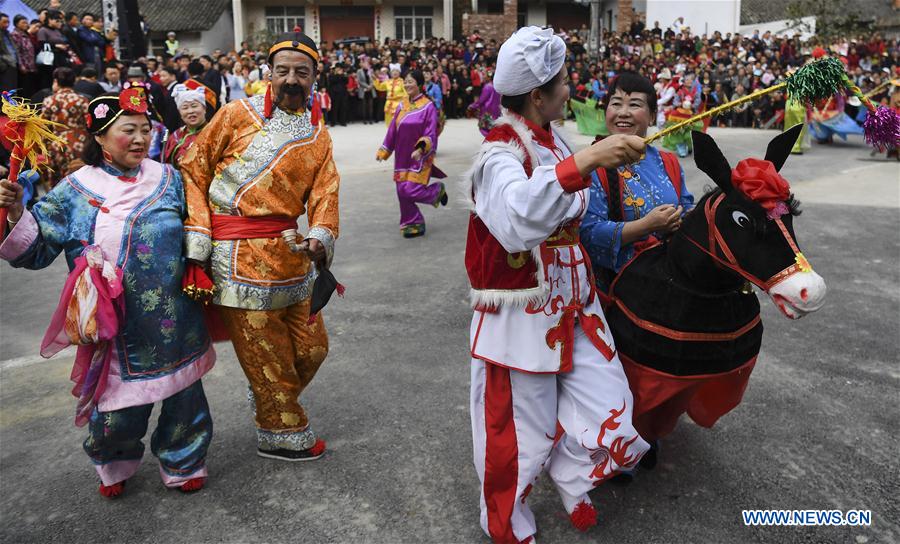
[181,32,339,461]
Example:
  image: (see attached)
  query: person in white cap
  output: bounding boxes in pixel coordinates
[463,26,649,544]
[655,68,676,128]
[162,82,215,166]
[165,31,179,58]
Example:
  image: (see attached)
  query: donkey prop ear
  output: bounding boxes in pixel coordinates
[691,130,732,193]
[765,123,803,172]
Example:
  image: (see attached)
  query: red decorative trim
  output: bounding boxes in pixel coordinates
[472,352,562,375]
[483,363,520,544]
[264,84,274,119]
[518,115,554,147]
[555,155,590,193]
[623,351,758,381]
[614,297,761,342]
[620,351,758,439]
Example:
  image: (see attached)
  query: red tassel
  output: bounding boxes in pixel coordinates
[570,502,598,531]
[98,480,126,498]
[179,477,206,493]
[311,99,321,126]
[308,438,326,456]
[307,312,318,326]
[182,262,215,303]
[336,282,345,297]
[263,84,274,119]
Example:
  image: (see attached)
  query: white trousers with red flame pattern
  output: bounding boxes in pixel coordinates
[470,326,650,544]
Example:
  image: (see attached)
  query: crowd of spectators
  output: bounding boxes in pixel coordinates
[1,4,897,132]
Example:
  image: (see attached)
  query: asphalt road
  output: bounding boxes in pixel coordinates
[1,119,897,543]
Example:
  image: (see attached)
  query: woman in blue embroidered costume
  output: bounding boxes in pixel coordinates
[581,72,695,292]
[0,89,215,498]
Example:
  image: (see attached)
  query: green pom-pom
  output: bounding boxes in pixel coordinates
[785,57,846,105]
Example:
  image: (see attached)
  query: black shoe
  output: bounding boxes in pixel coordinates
[257,439,326,462]
[433,182,448,208]
[402,224,426,238]
[639,440,659,470]
[610,470,635,486]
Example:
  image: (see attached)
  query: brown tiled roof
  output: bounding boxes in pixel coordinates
[23,0,230,32]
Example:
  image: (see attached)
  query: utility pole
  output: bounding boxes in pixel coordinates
[589,0,600,56]
[101,0,120,59]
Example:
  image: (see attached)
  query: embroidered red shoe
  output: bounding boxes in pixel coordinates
[569,501,598,532]
[98,480,126,499]
[178,477,206,493]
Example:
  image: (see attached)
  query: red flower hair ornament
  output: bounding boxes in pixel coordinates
[119,87,149,114]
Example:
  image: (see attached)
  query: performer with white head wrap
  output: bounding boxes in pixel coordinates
[464,26,650,543]
[162,81,216,166]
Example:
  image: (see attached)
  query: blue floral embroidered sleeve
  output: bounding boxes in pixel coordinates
[7,188,74,271]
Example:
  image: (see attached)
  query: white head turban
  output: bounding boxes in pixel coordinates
[493,26,567,96]
[172,84,206,109]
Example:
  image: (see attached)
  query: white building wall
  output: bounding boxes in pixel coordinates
[379,4,396,41]
[526,3,547,27]
[165,10,235,56]
[383,0,446,40]
[243,2,266,41]
[646,0,741,36]
[599,0,617,33]
[200,10,236,53]
[433,5,445,39]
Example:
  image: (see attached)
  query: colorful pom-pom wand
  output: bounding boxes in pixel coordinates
[0,91,65,230]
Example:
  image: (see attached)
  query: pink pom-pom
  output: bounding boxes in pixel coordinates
[767,201,790,220]
[863,106,900,152]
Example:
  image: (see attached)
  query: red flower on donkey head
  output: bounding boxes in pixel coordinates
[692,125,803,221]
[731,158,791,215]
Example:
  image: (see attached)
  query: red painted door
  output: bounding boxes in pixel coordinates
[319,6,374,47]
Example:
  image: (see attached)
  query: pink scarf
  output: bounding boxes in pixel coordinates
[41,245,124,427]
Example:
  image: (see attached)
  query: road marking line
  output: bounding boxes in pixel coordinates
[0,348,72,371]
[839,163,889,175]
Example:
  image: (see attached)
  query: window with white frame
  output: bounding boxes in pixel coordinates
[394,6,433,41]
[265,6,305,35]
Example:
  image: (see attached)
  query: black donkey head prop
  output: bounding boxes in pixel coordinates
[674,125,826,319]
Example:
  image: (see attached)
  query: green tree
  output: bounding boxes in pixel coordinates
[786,0,874,39]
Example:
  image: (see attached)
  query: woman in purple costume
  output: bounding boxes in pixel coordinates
[376,70,449,238]
[469,78,502,136]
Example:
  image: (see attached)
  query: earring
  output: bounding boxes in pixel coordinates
[102,148,113,163]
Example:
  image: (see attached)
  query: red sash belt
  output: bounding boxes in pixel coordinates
[210,214,298,240]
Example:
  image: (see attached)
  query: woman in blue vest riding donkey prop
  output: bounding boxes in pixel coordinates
[581,71,695,294]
